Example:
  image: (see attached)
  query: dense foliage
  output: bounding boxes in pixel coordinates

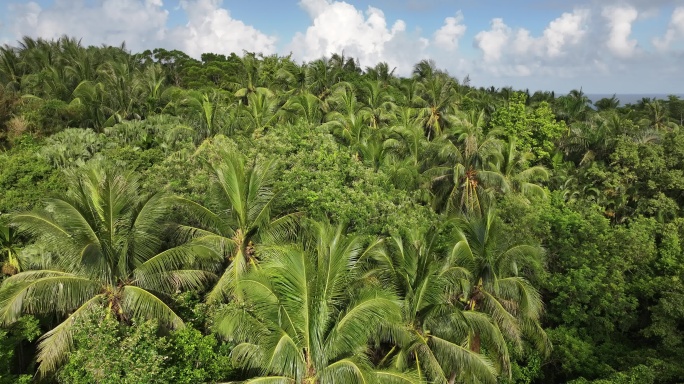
[0,36,683,383]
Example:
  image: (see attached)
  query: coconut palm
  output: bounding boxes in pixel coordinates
[323,83,371,146]
[238,90,283,137]
[230,53,273,102]
[416,73,459,140]
[0,164,218,376]
[214,220,415,383]
[281,91,323,127]
[424,112,505,215]
[173,148,298,304]
[0,219,21,276]
[642,100,678,131]
[178,89,232,138]
[496,138,549,201]
[450,209,550,358]
[366,230,509,384]
[359,79,396,129]
[386,106,428,167]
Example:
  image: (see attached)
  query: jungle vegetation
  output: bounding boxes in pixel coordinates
[1,36,684,383]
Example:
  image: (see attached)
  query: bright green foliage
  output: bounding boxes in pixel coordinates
[490,92,565,162]
[0,137,66,213]
[0,315,40,383]
[57,308,233,384]
[173,145,299,304]
[3,36,684,384]
[366,229,506,384]
[253,123,433,234]
[213,220,413,383]
[0,164,220,376]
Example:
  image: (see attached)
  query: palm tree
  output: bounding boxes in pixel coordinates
[213,220,414,383]
[0,218,21,276]
[642,100,678,131]
[238,90,283,137]
[173,148,298,304]
[593,95,620,111]
[0,164,218,375]
[305,57,342,102]
[557,89,591,123]
[450,210,550,359]
[133,63,167,116]
[230,53,273,102]
[424,112,505,215]
[323,83,371,146]
[178,89,232,138]
[386,106,427,167]
[359,80,396,129]
[366,230,508,384]
[496,138,549,201]
[0,44,22,90]
[281,91,323,127]
[416,73,459,140]
[365,62,397,85]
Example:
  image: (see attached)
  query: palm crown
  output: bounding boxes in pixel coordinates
[0,164,218,375]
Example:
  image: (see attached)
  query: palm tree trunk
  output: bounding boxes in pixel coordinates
[471,331,481,354]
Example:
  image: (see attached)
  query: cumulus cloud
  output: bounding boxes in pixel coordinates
[474,18,510,63]
[602,5,639,58]
[653,6,684,50]
[2,0,276,57]
[5,0,168,52]
[474,9,589,65]
[433,12,466,51]
[167,0,277,57]
[289,0,429,74]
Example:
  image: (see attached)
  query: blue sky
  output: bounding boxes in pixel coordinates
[1,0,683,93]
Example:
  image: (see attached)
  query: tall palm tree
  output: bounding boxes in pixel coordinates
[0,218,21,276]
[424,113,505,215]
[323,83,371,146]
[230,53,273,102]
[133,63,167,116]
[281,91,323,127]
[178,89,232,138]
[416,73,459,140]
[496,138,549,201]
[359,79,396,129]
[0,164,218,375]
[214,220,415,383]
[0,44,22,90]
[642,100,678,131]
[238,90,283,137]
[450,210,550,358]
[366,230,508,384]
[173,148,298,304]
[305,57,342,102]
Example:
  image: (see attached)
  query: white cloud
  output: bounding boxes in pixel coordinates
[542,10,589,57]
[433,12,466,51]
[475,10,589,64]
[5,0,168,52]
[2,0,276,58]
[289,0,428,74]
[167,0,277,57]
[653,6,684,50]
[474,18,510,63]
[602,5,639,58]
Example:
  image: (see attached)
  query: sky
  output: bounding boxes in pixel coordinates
[1,0,683,93]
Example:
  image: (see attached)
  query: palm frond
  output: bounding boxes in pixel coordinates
[428,335,497,384]
[0,276,100,325]
[35,294,104,376]
[120,285,183,329]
